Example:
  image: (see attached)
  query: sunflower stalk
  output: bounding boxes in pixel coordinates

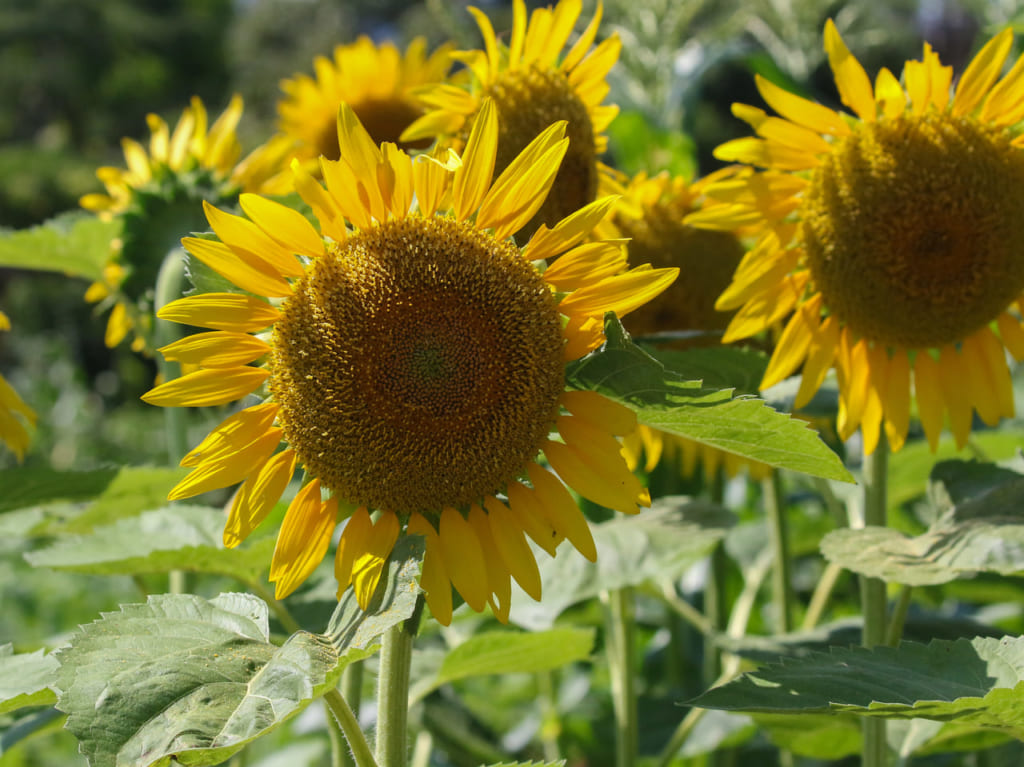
[763,471,793,633]
[375,596,423,767]
[603,586,638,767]
[154,245,188,595]
[336,662,365,767]
[860,433,889,767]
[325,687,377,767]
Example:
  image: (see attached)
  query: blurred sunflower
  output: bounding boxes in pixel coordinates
[0,311,36,462]
[276,36,454,168]
[142,100,677,623]
[402,0,620,238]
[603,170,771,481]
[688,21,1024,453]
[80,96,290,353]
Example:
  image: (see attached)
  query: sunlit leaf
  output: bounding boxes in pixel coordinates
[0,212,116,281]
[694,636,1024,738]
[566,316,852,482]
[0,644,58,715]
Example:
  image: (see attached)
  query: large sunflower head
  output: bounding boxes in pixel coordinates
[80,96,291,352]
[276,36,455,165]
[688,21,1024,454]
[142,99,677,624]
[0,311,35,463]
[402,0,620,239]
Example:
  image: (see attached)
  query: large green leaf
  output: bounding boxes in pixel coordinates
[821,460,1024,585]
[55,539,423,767]
[25,505,276,584]
[509,496,734,628]
[411,628,594,703]
[0,212,116,281]
[693,637,1024,737]
[0,644,58,714]
[565,316,851,482]
[0,466,119,515]
[647,345,768,395]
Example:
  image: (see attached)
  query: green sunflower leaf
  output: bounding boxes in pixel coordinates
[411,627,595,703]
[0,644,58,715]
[821,460,1024,585]
[54,541,423,767]
[565,315,852,482]
[479,761,566,767]
[692,636,1024,738]
[509,496,734,628]
[0,212,117,281]
[25,505,276,584]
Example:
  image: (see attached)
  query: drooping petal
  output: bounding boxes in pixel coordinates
[271,480,337,599]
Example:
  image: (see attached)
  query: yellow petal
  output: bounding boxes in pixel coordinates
[158,331,270,368]
[913,351,945,451]
[882,352,910,452]
[523,196,618,261]
[291,159,349,242]
[182,235,293,297]
[468,6,500,77]
[352,511,400,608]
[836,337,870,440]
[408,513,453,625]
[824,19,876,122]
[937,345,971,448]
[413,149,459,218]
[105,302,132,348]
[953,28,1014,116]
[760,295,822,389]
[542,241,627,291]
[560,390,636,436]
[998,311,1024,360]
[484,497,542,600]
[239,193,325,259]
[508,0,528,69]
[562,0,601,71]
[142,366,269,407]
[544,439,644,514]
[180,402,279,467]
[272,481,337,599]
[559,267,679,319]
[874,67,906,120]
[731,104,833,154]
[157,293,280,332]
[439,507,489,612]
[714,137,819,171]
[224,449,296,547]
[527,464,596,562]
[452,98,497,221]
[335,508,373,595]
[468,504,512,623]
[980,49,1024,126]
[505,481,562,556]
[169,427,282,500]
[975,325,1015,418]
[754,74,850,136]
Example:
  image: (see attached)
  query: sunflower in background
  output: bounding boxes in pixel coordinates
[602,169,772,481]
[402,0,620,239]
[688,21,1024,453]
[273,36,455,174]
[80,96,291,353]
[142,99,677,624]
[0,311,36,462]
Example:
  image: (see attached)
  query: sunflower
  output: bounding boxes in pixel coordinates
[602,170,770,480]
[142,99,677,624]
[402,0,620,238]
[0,311,36,462]
[687,21,1024,454]
[276,36,455,166]
[80,95,290,352]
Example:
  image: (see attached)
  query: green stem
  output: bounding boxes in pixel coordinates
[338,663,365,767]
[154,247,189,463]
[660,580,714,637]
[704,470,727,685]
[861,433,890,767]
[325,688,377,767]
[375,597,423,767]
[885,585,913,647]
[603,587,637,767]
[763,472,793,633]
[409,730,433,767]
[801,561,844,631]
[537,671,562,763]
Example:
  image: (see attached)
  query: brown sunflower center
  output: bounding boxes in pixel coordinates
[315,98,427,160]
[802,112,1024,348]
[615,199,744,343]
[271,215,565,514]
[484,65,598,238]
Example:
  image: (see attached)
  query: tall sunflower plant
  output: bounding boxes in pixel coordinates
[7,3,1024,767]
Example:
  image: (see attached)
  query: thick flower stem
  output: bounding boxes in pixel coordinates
[375,598,423,767]
[763,471,793,633]
[603,587,637,767]
[861,433,889,767]
[337,663,365,767]
[155,247,188,595]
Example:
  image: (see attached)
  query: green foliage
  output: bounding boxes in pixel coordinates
[0,645,59,715]
[694,637,1024,738]
[0,213,117,281]
[566,315,852,482]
